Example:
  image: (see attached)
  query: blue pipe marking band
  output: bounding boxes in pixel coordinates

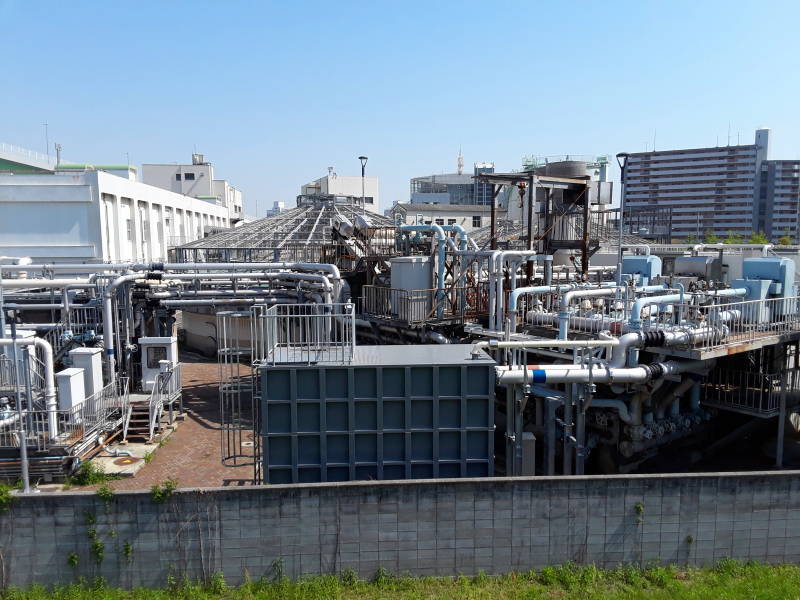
[531,369,547,383]
[106,348,114,355]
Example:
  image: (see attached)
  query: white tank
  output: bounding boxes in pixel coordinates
[390,256,433,320]
[390,256,433,291]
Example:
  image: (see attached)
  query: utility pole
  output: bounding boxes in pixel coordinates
[616,153,630,285]
[358,156,368,215]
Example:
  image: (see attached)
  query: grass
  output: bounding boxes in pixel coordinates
[63,461,120,488]
[1,560,800,599]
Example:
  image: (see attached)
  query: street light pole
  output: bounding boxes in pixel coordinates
[358,156,368,215]
[616,152,630,286]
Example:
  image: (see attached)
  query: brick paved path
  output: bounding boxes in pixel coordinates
[104,353,256,490]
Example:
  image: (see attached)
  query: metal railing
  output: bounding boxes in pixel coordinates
[361,284,489,325]
[0,378,129,452]
[702,368,800,416]
[251,303,356,365]
[148,363,182,441]
[637,296,800,352]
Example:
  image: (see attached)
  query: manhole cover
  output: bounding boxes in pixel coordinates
[113,457,142,466]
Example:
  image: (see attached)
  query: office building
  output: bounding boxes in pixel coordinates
[410,161,495,206]
[301,169,380,213]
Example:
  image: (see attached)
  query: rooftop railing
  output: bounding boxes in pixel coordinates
[251,303,356,366]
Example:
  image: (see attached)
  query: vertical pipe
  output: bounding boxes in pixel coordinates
[526,175,534,284]
[777,370,787,468]
[9,321,30,494]
[490,185,497,251]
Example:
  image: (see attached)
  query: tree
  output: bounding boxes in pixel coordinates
[778,230,793,246]
[723,231,743,244]
[703,231,719,244]
[686,233,697,244]
[749,230,769,244]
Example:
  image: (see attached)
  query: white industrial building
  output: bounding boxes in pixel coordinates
[0,146,238,263]
[301,169,380,213]
[391,202,503,233]
[141,153,243,224]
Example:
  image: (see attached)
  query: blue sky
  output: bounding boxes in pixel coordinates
[2,0,799,215]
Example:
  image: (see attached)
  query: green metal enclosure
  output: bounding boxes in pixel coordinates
[259,345,495,483]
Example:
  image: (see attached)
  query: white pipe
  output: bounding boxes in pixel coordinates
[0,278,92,288]
[621,244,651,255]
[0,337,57,437]
[496,359,707,385]
[471,338,619,357]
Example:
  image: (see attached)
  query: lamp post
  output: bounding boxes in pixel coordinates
[616,152,630,285]
[358,156,368,214]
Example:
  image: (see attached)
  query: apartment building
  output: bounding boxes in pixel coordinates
[623,129,770,239]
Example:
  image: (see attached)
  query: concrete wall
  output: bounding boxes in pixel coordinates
[1,471,799,589]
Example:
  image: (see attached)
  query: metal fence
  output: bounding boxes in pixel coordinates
[251,303,356,365]
[0,378,129,452]
[637,296,800,352]
[702,368,800,417]
[361,284,489,325]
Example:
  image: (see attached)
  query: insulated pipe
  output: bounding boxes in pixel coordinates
[102,273,142,380]
[496,359,707,385]
[0,337,57,437]
[507,285,578,315]
[471,338,619,358]
[424,331,451,344]
[0,278,93,288]
[558,287,623,339]
[590,399,635,424]
[621,244,651,256]
[628,289,748,330]
[440,224,469,250]
[492,252,549,331]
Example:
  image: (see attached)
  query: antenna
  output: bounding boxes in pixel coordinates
[42,123,49,159]
[457,147,464,175]
[55,143,62,167]
[653,129,657,152]
[727,122,731,146]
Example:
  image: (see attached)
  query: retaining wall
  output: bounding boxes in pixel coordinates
[2,471,800,588]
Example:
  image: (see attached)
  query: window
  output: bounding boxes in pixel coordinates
[472,216,482,228]
[434,218,444,225]
[184,172,195,181]
[447,218,457,225]
[424,220,432,225]
[147,346,167,369]
[126,219,133,241]
[175,173,181,181]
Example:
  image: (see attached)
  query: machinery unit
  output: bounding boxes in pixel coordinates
[139,336,178,392]
[621,255,662,286]
[259,344,496,483]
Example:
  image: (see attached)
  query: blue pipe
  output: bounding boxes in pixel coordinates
[400,224,447,319]
[440,224,469,251]
[507,284,577,314]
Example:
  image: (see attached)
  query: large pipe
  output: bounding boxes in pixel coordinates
[496,359,707,386]
[0,337,57,437]
[558,287,623,339]
[102,273,141,380]
[471,338,619,358]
